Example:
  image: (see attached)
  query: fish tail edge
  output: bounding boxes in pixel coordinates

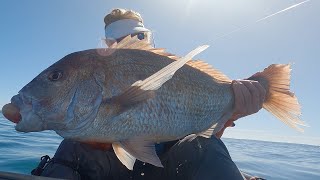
[248,64,306,132]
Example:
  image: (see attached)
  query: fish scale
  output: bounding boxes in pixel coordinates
[92,56,233,141]
[2,37,304,169]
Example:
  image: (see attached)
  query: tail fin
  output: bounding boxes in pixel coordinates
[248,64,306,132]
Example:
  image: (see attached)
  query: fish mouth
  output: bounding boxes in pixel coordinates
[5,94,45,132]
[2,103,21,124]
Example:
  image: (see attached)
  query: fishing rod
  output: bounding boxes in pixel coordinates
[210,0,311,44]
[98,1,311,48]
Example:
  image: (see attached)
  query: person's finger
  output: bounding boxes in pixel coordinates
[235,81,251,116]
[244,81,266,114]
[224,119,235,127]
[232,80,244,113]
[241,80,261,114]
[251,81,266,108]
[215,126,227,138]
[237,80,253,116]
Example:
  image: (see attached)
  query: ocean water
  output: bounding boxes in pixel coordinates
[224,138,320,180]
[0,114,319,179]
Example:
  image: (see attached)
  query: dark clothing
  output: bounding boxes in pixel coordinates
[38,136,243,180]
[40,141,130,180]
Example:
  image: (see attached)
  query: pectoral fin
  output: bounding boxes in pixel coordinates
[113,140,163,169]
[111,82,156,107]
[111,45,209,107]
[180,111,234,143]
[112,143,136,170]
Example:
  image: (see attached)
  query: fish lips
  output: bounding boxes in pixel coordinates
[10,94,45,132]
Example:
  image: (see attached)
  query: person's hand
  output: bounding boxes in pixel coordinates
[215,80,266,138]
[231,80,266,120]
[215,119,235,138]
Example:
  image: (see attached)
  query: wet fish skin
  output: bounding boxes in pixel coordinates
[50,48,234,142]
[2,37,303,169]
[13,52,106,133]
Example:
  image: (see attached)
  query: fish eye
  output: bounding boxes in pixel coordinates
[48,70,63,81]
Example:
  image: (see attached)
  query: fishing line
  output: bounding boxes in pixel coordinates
[210,0,311,44]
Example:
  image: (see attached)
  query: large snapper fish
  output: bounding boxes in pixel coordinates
[2,37,304,169]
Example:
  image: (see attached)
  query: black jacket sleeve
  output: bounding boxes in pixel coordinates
[39,139,131,180]
[160,136,244,180]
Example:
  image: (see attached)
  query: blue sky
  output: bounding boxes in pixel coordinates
[0,0,319,145]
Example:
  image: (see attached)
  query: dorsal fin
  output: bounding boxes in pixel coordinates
[109,45,209,108]
[108,35,231,83]
[186,60,231,83]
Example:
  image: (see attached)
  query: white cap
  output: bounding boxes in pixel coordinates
[105,19,150,40]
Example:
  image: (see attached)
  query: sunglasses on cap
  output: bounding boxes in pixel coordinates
[116,32,145,43]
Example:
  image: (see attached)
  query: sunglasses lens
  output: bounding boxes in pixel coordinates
[137,33,145,40]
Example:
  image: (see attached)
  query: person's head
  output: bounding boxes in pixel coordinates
[104,8,152,46]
